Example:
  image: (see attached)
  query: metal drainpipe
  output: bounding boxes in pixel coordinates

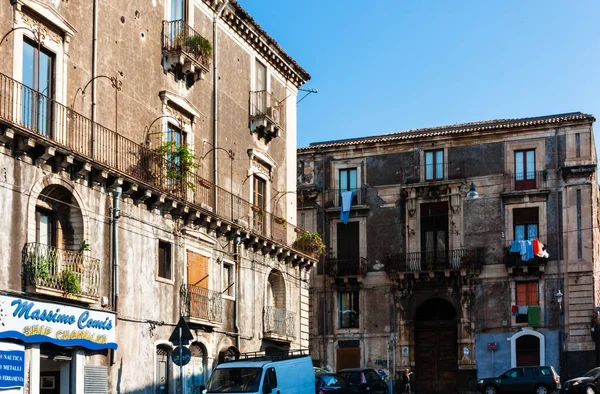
[92,0,98,122]
[233,236,241,349]
[555,128,565,378]
[112,187,122,312]
[213,0,228,207]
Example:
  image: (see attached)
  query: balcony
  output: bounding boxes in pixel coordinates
[162,20,211,82]
[505,244,549,274]
[322,187,368,209]
[0,72,316,266]
[503,171,548,194]
[386,248,483,275]
[325,258,367,277]
[22,243,100,304]
[263,306,296,341]
[249,90,284,140]
[180,285,223,326]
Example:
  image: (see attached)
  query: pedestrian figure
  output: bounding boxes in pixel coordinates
[402,368,413,394]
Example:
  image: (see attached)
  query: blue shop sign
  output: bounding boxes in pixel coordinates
[0,350,25,389]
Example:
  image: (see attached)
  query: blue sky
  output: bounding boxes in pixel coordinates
[239,0,600,158]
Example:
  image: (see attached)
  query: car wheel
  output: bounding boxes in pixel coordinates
[586,387,596,394]
[484,385,498,394]
[535,385,550,394]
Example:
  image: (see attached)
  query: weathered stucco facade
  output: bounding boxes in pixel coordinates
[298,113,599,393]
[0,0,315,393]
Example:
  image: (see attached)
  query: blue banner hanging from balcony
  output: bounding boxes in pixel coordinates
[340,190,354,224]
[0,295,117,350]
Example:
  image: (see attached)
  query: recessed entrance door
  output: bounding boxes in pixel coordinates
[415,298,458,394]
[516,335,540,366]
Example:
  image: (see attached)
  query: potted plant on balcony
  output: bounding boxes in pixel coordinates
[292,231,326,259]
[183,35,212,62]
[274,216,287,228]
[61,269,81,295]
[155,141,199,192]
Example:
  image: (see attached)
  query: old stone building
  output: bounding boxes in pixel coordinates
[297,113,599,393]
[0,0,315,393]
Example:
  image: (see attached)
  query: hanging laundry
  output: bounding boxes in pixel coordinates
[534,239,549,258]
[511,305,518,316]
[519,240,527,260]
[517,305,529,315]
[533,239,541,255]
[525,240,534,261]
[528,306,541,327]
[510,241,521,253]
[340,190,354,225]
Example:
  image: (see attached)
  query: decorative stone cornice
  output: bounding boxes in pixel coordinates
[203,0,310,87]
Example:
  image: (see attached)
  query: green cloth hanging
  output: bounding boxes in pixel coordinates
[528,305,541,327]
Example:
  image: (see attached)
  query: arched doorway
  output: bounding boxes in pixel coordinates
[516,335,540,366]
[185,342,207,393]
[414,298,458,394]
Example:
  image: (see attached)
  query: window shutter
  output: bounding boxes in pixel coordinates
[187,251,208,288]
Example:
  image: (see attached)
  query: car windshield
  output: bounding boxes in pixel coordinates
[207,367,263,393]
[584,368,600,378]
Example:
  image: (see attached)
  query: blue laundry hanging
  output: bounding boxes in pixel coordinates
[340,190,354,224]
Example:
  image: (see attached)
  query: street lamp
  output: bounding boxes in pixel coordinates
[556,290,563,311]
[466,183,479,200]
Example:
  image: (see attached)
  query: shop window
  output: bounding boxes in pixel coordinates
[156,345,171,393]
[158,241,172,280]
[22,38,54,136]
[515,150,536,190]
[425,149,444,180]
[516,282,538,323]
[339,291,359,329]
[514,208,538,241]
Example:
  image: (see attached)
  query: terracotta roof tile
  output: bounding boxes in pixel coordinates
[299,112,595,151]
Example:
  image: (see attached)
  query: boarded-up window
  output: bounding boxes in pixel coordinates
[336,348,360,371]
[187,251,209,288]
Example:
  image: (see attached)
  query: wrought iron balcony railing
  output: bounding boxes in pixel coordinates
[0,72,310,254]
[263,306,296,339]
[162,20,211,70]
[180,284,223,324]
[325,257,367,277]
[322,187,368,208]
[503,171,548,192]
[386,248,483,274]
[22,243,101,299]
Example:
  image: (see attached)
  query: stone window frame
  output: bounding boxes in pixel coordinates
[12,2,76,141]
[159,90,200,152]
[331,159,364,206]
[156,239,175,284]
[221,260,235,301]
[505,201,547,244]
[333,289,361,335]
[329,217,367,263]
[419,147,448,182]
[509,278,546,328]
[503,138,545,178]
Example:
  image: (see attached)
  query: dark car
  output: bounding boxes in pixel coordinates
[315,373,356,394]
[563,367,600,394]
[476,366,561,394]
[338,368,388,394]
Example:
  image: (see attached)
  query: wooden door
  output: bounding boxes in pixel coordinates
[415,324,457,394]
[336,348,360,371]
[337,222,360,275]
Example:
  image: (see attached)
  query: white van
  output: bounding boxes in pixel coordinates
[203,350,314,394]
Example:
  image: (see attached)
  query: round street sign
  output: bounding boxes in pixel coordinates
[172,346,191,366]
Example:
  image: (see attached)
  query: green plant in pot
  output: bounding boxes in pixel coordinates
[292,231,326,258]
[183,35,212,60]
[155,141,199,192]
[62,269,81,295]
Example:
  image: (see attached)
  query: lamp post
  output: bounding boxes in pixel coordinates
[556,289,564,379]
[466,183,479,200]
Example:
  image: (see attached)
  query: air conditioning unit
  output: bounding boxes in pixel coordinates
[267,106,280,124]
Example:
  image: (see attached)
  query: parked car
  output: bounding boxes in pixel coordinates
[316,373,356,394]
[477,366,561,394]
[563,367,600,394]
[338,368,388,394]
